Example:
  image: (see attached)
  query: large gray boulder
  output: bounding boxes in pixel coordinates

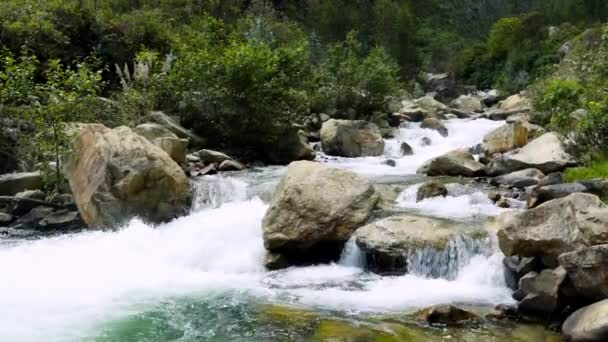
[482,121,529,155]
[320,119,385,157]
[150,111,205,147]
[450,95,482,112]
[417,150,485,177]
[354,215,487,275]
[527,180,608,208]
[0,172,43,196]
[559,245,608,301]
[497,92,531,112]
[414,96,450,118]
[563,300,608,342]
[497,193,608,267]
[491,168,545,188]
[63,124,192,228]
[133,123,188,164]
[516,266,567,316]
[262,161,378,266]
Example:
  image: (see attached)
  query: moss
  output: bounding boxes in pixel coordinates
[258,304,320,329]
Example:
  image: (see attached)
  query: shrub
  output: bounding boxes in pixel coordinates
[565,160,608,182]
[533,79,585,131]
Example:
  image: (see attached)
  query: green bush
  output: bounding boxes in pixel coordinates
[565,160,608,182]
[533,79,585,130]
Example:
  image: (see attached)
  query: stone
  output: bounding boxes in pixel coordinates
[0,172,43,196]
[559,245,608,301]
[133,123,188,164]
[418,305,480,326]
[420,118,448,137]
[383,159,396,167]
[400,142,414,156]
[517,267,567,315]
[503,256,538,290]
[38,209,83,230]
[497,193,608,267]
[17,206,55,228]
[197,149,235,165]
[218,159,245,172]
[354,215,487,275]
[0,212,13,225]
[562,300,608,342]
[538,172,564,187]
[320,119,385,157]
[526,183,589,208]
[63,124,192,228]
[414,96,450,118]
[483,122,529,155]
[150,111,205,147]
[498,92,531,112]
[12,190,48,215]
[262,161,379,266]
[398,107,428,122]
[417,150,485,177]
[450,95,482,112]
[491,168,545,189]
[420,137,432,146]
[416,180,448,202]
[264,252,290,271]
[269,129,315,164]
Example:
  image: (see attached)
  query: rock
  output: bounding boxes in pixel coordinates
[197,149,234,165]
[527,183,589,208]
[559,245,608,301]
[133,123,188,164]
[218,159,245,172]
[538,172,564,187]
[63,124,192,228]
[48,193,75,208]
[0,172,43,196]
[319,113,331,122]
[400,142,414,156]
[482,122,529,155]
[420,137,432,146]
[38,209,82,230]
[481,90,501,107]
[450,95,482,112]
[150,111,205,147]
[517,266,567,315]
[382,159,396,167]
[320,119,385,157]
[398,107,428,122]
[269,129,316,164]
[497,193,608,267]
[414,96,450,118]
[558,41,573,60]
[562,299,608,342]
[354,215,487,275]
[491,168,545,189]
[421,73,464,103]
[18,206,55,227]
[416,180,448,202]
[193,164,217,177]
[503,256,538,290]
[262,161,379,266]
[420,118,448,137]
[12,190,47,215]
[0,212,13,225]
[264,252,290,271]
[417,150,485,177]
[498,92,531,112]
[418,305,480,326]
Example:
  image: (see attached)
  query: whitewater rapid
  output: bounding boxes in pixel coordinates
[0,118,515,342]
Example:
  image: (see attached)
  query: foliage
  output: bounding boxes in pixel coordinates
[533,79,585,132]
[565,160,608,182]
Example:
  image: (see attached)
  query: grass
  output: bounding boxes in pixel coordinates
[565,159,608,182]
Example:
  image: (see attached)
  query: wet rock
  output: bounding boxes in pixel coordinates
[198,149,235,165]
[420,137,432,146]
[416,180,448,202]
[383,159,397,167]
[64,124,191,228]
[414,95,450,118]
[320,119,385,157]
[398,107,428,122]
[497,193,608,267]
[503,256,539,290]
[264,252,290,271]
[400,142,414,156]
[483,122,529,155]
[526,182,589,208]
[12,190,47,215]
[418,305,480,326]
[186,153,200,163]
[150,111,205,147]
[516,266,567,316]
[491,168,545,189]
[559,245,608,301]
[18,206,55,228]
[269,129,315,164]
[218,160,245,172]
[0,172,43,196]
[133,123,188,164]
[263,161,379,267]
[38,209,82,230]
[538,172,564,187]
[450,95,482,112]
[562,299,608,342]
[421,118,448,137]
[196,164,217,176]
[417,150,485,177]
[0,212,13,225]
[355,215,486,275]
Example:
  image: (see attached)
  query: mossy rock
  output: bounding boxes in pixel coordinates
[258,304,320,329]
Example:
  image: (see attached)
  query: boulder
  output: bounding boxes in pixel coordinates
[418,305,480,326]
[218,159,245,172]
[0,172,43,196]
[482,122,529,155]
[354,215,487,275]
[63,124,192,228]
[0,212,13,225]
[414,96,449,118]
[416,180,448,202]
[421,73,464,103]
[38,209,83,230]
[420,137,432,146]
[150,111,205,147]
[497,193,608,267]
[262,161,379,266]
[498,92,531,112]
[197,149,234,165]
[398,107,428,122]
[417,150,485,177]
[491,168,545,189]
[400,142,414,156]
[320,119,385,157]
[527,180,608,208]
[133,123,188,164]
[562,300,608,342]
[420,118,448,137]
[503,256,538,290]
[450,95,482,112]
[538,172,564,187]
[559,245,608,301]
[516,266,567,315]
[269,129,315,164]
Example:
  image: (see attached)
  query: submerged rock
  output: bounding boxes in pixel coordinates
[497,193,608,267]
[63,124,192,228]
[559,245,608,301]
[417,150,485,177]
[416,180,448,202]
[418,305,480,326]
[320,119,385,157]
[262,161,378,267]
[563,299,608,342]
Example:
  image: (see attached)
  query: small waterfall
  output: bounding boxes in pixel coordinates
[190,175,249,211]
[339,237,365,267]
[406,234,492,280]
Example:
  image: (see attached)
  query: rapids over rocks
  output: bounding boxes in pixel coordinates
[0,119,560,341]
